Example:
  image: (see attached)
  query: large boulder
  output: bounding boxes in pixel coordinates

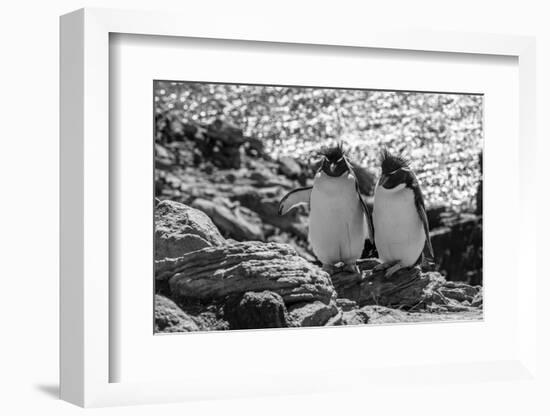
[158,241,335,305]
[155,200,225,260]
[191,197,265,242]
[224,291,288,329]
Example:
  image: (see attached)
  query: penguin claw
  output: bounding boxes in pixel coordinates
[385,263,403,277]
[322,264,337,275]
[342,263,360,274]
[372,260,399,272]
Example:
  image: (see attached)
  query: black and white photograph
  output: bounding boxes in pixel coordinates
[4,0,548,413]
[153,81,483,333]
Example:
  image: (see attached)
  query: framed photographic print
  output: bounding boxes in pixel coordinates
[60,7,538,407]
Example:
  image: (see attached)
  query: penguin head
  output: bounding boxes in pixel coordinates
[317,143,350,177]
[378,149,414,191]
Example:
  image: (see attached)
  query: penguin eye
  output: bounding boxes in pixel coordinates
[337,157,344,163]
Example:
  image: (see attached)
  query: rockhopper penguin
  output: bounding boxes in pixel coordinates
[372,149,434,277]
[278,144,374,274]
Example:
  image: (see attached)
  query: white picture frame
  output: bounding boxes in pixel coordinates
[60,7,537,407]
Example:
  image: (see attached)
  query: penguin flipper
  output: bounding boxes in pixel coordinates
[278,187,312,215]
[355,182,375,245]
[413,187,434,262]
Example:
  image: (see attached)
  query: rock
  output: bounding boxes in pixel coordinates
[426,205,447,228]
[341,308,370,325]
[354,305,410,324]
[336,298,358,312]
[324,310,344,326]
[288,300,339,327]
[224,291,288,329]
[155,114,186,144]
[430,212,482,284]
[471,291,483,307]
[194,119,245,169]
[155,200,225,260]
[278,156,302,179]
[267,232,317,262]
[340,305,404,325]
[245,158,294,187]
[243,136,266,158]
[232,185,308,239]
[155,143,176,168]
[340,305,481,325]
[206,119,245,146]
[439,281,478,303]
[191,197,265,241]
[163,241,335,304]
[330,263,481,312]
[154,295,200,332]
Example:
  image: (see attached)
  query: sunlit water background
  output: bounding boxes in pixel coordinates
[155,82,483,211]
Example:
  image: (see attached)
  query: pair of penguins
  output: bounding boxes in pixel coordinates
[278,144,434,276]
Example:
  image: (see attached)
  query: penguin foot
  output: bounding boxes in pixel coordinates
[372,260,399,273]
[322,264,337,275]
[341,263,360,274]
[385,262,404,277]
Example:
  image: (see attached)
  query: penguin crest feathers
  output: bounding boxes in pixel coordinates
[380,148,410,174]
[318,142,346,164]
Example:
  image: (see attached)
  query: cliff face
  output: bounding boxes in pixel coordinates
[154,200,482,333]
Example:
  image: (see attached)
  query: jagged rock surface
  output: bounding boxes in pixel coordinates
[331,261,481,312]
[162,241,335,305]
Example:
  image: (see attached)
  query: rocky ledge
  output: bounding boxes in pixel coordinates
[154,200,482,333]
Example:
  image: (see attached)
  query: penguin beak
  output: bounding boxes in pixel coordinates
[379,174,388,187]
[329,163,336,173]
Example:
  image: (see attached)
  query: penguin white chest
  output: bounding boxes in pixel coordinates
[373,186,425,266]
[308,173,367,265]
